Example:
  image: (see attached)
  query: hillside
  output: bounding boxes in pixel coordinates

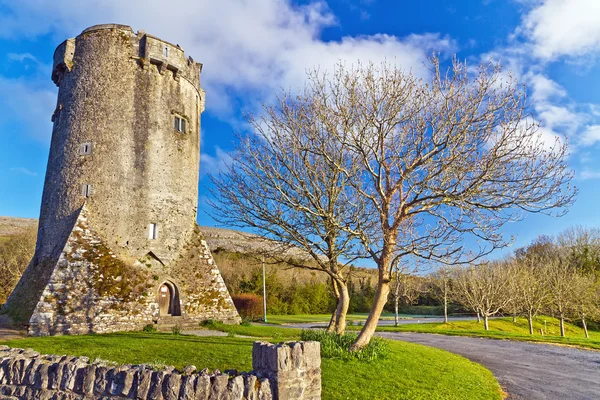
[0,217,298,256]
[0,216,377,282]
[0,217,37,240]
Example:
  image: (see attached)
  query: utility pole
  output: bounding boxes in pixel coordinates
[262,254,267,323]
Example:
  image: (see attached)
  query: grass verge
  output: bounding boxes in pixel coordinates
[1,330,502,400]
[373,317,600,351]
[198,320,301,338]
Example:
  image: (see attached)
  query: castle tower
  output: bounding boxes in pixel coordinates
[2,24,241,335]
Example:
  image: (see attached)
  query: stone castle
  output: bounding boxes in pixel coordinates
[2,24,241,335]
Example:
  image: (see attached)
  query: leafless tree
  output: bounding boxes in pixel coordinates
[510,257,551,335]
[430,265,452,323]
[569,271,598,339]
[390,263,422,326]
[304,57,575,349]
[452,262,513,330]
[208,90,364,334]
[545,255,580,337]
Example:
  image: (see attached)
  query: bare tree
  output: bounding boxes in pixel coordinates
[569,271,598,339]
[390,264,422,326]
[546,255,579,337]
[430,265,452,323]
[304,57,575,349]
[208,91,364,334]
[452,262,513,330]
[511,257,550,335]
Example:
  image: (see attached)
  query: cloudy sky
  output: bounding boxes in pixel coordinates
[1,0,599,255]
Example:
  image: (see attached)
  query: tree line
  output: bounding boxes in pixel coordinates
[435,227,600,337]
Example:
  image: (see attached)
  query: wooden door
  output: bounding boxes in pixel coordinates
[159,284,171,316]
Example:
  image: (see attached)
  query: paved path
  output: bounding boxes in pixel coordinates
[379,332,600,400]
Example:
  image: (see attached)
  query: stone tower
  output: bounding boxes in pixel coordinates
[2,24,241,335]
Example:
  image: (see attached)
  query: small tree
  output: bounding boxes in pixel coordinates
[390,265,422,326]
[430,266,452,323]
[546,255,578,337]
[511,257,550,335]
[452,262,512,330]
[569,272,598,339]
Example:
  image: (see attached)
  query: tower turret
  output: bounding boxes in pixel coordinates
[3,25,240,335]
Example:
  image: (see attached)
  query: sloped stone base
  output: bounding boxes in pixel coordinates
[4,206,240,336]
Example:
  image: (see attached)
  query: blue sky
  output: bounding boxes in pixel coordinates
[1,0,600,257]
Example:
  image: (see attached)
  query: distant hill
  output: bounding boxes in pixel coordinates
[0,217,37,238]
[0,217,377,287]
[0,217,295,256]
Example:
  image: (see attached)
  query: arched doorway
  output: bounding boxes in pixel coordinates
[158,281,181,316]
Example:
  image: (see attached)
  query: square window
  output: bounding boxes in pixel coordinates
[82,184,92,198]
[79,142,93,155]
[149,223,158,240]
[174,116,186,133]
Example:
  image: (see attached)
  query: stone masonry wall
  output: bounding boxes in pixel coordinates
[0,341,321,400]
[26,204,239,336]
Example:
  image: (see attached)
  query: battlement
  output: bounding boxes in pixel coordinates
[52,24,202,90]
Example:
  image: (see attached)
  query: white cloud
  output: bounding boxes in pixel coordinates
[0,77,56,142]
[579,125,600,146]
[578,169,600,180]
[520,0,600,61]
[527,72,566,102]
[7,53,38,63]
[9,167,38,176]
[0,0,453,118]
[200,146,232,177]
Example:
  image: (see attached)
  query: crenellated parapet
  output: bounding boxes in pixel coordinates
[51,38,75,86]
[51,24,203,98]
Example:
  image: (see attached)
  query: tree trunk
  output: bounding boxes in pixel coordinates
[350,279,391,351]
[476,311,481,323]
[443,288,448,324]
[333,281,350,334]
[583,317,589,339]
[483,314,489,331]
[527,313,534,335]
[512,314,517,323]
[559,316,565,337]
[394,297,399,327]
[327,278,341,333]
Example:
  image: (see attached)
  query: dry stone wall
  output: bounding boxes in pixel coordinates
[0,341,321,400]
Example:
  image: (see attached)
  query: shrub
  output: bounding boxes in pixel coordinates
[200,319,216,327]
[231,293,263,320]
[172,324,182,335]
[300,329,389,362]
[240,318,252,326]
[142,324,157,333]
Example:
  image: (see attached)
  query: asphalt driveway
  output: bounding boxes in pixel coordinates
[379,332,600,400]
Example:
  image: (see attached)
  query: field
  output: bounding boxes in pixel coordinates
[0,324,503,400]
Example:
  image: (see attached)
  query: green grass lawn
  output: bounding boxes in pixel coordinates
[1,328,503,400]
[373,316,600,351]
[199,321,302,338]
